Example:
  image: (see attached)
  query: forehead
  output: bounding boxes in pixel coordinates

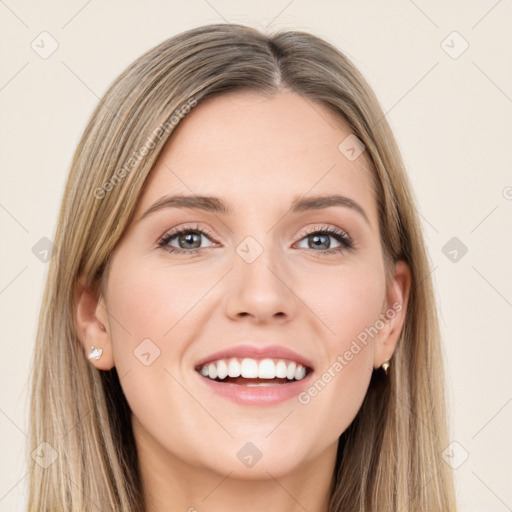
[135,90,377,226]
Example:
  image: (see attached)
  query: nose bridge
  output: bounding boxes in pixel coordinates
[224,229,296,321]
[235,230,284,290]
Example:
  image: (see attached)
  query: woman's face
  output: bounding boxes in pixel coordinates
[93,90,409,479]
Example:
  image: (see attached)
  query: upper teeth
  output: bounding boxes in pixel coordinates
[198,357,307,381]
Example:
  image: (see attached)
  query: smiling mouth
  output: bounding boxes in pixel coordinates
[195,357,313,386]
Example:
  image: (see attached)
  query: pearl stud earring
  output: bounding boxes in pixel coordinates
[87,345,103,360]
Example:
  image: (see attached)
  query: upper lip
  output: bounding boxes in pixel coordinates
[194,343,314,370]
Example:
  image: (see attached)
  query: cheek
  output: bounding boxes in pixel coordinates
[107,260,208,349]
[295,264,384,434]
[304,260,386,348]
[104,258,223,415]
[103,262,205,438]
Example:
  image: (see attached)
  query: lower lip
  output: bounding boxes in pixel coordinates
[196,371,314,406]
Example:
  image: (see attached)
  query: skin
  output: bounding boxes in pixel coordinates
[76,90,411,512]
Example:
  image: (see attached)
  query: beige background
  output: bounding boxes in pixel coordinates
[1,1,511,510]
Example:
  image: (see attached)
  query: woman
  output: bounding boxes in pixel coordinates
[27,23,458,511]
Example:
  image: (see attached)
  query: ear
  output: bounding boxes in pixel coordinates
[74,276,115,370]
[373,260,411,369]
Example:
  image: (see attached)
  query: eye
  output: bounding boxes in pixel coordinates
[157,223,354,256]
[157,224,217,255]
[294,225,353,255]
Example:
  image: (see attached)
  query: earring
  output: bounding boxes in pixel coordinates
[87,345,103,360]
[381,360,390,375]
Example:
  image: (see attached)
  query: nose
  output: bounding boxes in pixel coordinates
[223,242,298,324]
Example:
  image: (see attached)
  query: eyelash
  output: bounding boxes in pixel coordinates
[157,223,354,256]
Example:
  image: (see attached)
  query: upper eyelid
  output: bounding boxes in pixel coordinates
[300,224,351,240]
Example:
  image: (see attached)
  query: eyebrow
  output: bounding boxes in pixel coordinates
[138,193,371,226]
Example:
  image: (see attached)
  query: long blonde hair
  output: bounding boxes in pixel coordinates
[27,23,457,511]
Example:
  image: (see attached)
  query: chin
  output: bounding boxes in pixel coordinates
[192,435,311,479]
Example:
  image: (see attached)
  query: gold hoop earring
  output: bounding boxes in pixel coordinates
[381,360,390,375]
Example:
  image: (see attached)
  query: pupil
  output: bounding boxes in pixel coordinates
[311,234,329,250]
[180,232,200,249]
